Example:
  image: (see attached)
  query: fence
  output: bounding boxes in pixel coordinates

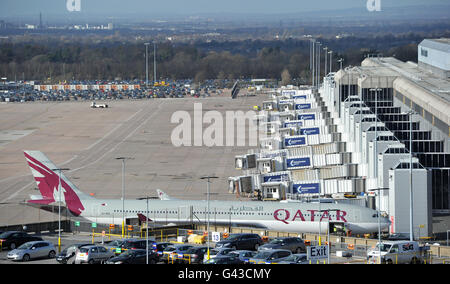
[2,220,450,262]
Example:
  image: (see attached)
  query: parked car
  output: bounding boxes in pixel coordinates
[384,233,411,241]
[228,250,257,263]
[203,255,244,264]
[161,244,194,264]
[248,249,292,264]
[0,231,43,250]
[277,253,308,264]
[215,233,263,250]
[106,238,155,255]
[203,247,234,263]
[105,249,159,264]
[183,246,209,264]
[258,237,306,253]
[56,243,91,264]
[152,242,172,260]
[7,241,56,262]
[75,245,114,264]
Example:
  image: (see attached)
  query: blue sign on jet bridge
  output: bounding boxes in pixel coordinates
[293,95,307,100]
[286,157,311,169]
[297,113,316,120]
[293,183,320,194]
[263,173,289,183]
[299,127,320,135]
[295,103,312,110]
[284,120,303,128]
[284,136,306,147]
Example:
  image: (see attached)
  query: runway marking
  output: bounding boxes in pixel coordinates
[85,108,143,151]
[69,101,165,173]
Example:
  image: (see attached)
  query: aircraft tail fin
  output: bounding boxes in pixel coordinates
[23,150,94,216]
[137,213,152,222]
[156,189,177,200]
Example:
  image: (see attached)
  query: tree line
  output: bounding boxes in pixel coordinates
[0,35,423,84]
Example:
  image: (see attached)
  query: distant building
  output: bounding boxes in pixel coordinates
[418,38,450,79]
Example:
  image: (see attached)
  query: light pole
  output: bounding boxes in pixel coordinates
[116,157,133,238]
[311,40,315,88]
[153,42,157,83]
[138,196,152,264]
[328,51,333,73]
[200,176,218,261]
[407,110,417,241]
[337,58,344,116]
[52,167,70,253]
[370,188,389,264]
[317,42,321,89]
[370,87,382,180]
[320,209,338,264]
[144,43,150,86]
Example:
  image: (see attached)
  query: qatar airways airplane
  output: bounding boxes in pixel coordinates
[23,151,390,234]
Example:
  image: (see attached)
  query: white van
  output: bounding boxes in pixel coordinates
[367,241,429,264]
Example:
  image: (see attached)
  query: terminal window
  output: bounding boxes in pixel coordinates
[421,48,428,57]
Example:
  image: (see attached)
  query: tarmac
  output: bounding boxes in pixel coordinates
[0,91,265,226]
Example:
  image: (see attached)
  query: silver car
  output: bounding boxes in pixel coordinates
[75,245,114,264]
[7,241,56,262]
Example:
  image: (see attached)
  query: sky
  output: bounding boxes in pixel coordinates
[1,0,449,17]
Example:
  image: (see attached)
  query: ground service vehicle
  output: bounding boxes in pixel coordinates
[258,237,306,253]
[7,241,56,262]
[367,241,429,264]
[215,233,263,250]
[90,101,108,108]
[0,231,43,250]
[75,245,114,264]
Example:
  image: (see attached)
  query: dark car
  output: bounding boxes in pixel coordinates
[228,250,256,262]
[183,246,209,264]
[215,233,263,251]
[161,244,194,264]
[152,242,172,259]
[258,237,306,253]
[0,231,43,250]
[384,233,411,241]
[203,255,244,264]
[105,249,159,264]
[56,243,91,264]
[277,253,309,264]
[106,238,155,255]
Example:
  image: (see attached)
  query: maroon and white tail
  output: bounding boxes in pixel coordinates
[24,151,94,216]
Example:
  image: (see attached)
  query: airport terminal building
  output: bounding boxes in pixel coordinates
[231,38,450,239]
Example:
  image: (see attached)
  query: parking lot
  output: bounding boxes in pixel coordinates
[0,231,414,265]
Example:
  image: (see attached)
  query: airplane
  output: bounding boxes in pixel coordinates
[23,150,390,235]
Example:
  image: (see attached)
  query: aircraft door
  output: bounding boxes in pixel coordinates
[178,205,189,222]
